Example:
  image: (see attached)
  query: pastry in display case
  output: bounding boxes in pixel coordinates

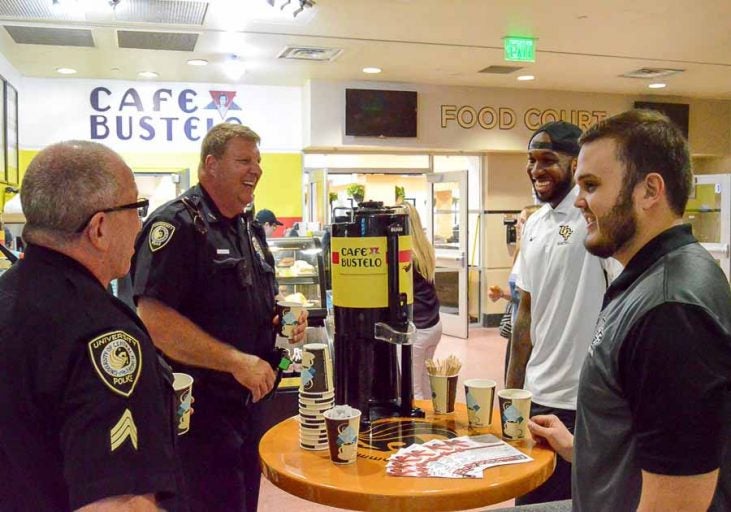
[269,236,327,322]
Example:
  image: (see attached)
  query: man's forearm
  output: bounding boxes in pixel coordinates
[76,494,158,512]
[137,297,254,373]
[506,290,532,389]
[637,470,718,512]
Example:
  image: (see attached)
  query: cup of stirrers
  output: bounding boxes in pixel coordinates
[425,355,462,377]
[426,356,462,413]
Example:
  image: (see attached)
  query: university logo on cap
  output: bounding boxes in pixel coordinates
[149,221,175,252]
[88,330,142,397]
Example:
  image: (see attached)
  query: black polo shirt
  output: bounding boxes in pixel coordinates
[574,224,731,511]
[0,245,183,511]
[131,184,277,409]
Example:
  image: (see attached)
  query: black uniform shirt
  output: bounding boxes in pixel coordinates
[0,245,182,511]
[131,185,277,407]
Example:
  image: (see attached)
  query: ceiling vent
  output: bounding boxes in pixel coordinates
[4,26,94,47]
[278,46,342,62]
[621,68,684,79]
[478,65,524,74]
[117,30,198,51]
[114,0,209,25]
[0,0,77,20]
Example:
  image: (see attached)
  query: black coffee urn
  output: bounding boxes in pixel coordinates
[331,202,424,424]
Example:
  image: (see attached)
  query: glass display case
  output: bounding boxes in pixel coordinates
[683,174,730,280]
[268,236,327,322]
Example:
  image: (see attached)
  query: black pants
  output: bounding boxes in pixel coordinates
[178,400,264,512]
[515,403,575,506]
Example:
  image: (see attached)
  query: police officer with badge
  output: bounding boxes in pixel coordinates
[0,141,186,511]
[131,123,307,512]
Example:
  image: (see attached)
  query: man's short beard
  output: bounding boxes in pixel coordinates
[585,189,637,259]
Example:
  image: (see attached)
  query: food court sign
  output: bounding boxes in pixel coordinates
[440,104,608,131]
[89,86,245,142]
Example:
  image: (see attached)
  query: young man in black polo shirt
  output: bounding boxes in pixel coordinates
[527,109,731,511]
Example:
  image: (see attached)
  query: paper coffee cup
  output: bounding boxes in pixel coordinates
[172,372,194,435]
[300,343,334,394]
[429,374,459,414]
[323,406,361,464]
[464,379,496,428]
[277,301,305,339]
[497,389,532,440]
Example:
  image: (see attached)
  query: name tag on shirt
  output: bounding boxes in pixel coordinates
[217,249,230,255]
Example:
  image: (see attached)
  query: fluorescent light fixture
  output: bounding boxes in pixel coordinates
[138,71,159,79]
[648,82,667,89]
[56,67,77,75]
[517,75,535,81]
[187,59,209,67]
[362,67,382,74]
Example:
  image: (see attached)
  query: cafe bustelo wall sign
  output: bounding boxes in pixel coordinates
[89,86,245,142]
[21,78,302,152]
[441,104,608,131]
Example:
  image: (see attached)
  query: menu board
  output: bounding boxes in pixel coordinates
[5,82,17,185]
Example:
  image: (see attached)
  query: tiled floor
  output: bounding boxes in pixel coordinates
[258,327,515,512]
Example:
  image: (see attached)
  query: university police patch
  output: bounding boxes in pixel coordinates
[149,221,175,252]
[88,330,142,397]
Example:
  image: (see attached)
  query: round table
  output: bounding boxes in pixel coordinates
[260,400,556,511]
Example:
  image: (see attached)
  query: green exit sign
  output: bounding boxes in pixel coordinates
[504,37,536,62]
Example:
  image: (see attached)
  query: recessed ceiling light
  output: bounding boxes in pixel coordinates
[187,59,208,67]
[648,82,666,89]
[138,71,159,79]
[56,67,77,75]
[517,75,535,81]
[362,67,382,74]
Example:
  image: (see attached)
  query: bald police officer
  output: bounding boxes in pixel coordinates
[0,141,186,511]
[131,123,306,512]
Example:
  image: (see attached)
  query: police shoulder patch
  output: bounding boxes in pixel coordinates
[149,221,176,252]
[88,330,142,397]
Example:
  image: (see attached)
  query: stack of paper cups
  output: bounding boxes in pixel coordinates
[298,343,335,450]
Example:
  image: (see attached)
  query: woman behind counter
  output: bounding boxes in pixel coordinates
[403,203,442,400]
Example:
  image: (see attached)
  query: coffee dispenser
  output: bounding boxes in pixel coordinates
[331,201,424,424]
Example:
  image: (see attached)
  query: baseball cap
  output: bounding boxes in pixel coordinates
[255,209,283,226]
[528,121,582,156]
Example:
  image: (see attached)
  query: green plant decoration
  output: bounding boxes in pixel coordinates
[329,192,338,204]
[395,185,405,204]
[346,183,365,203]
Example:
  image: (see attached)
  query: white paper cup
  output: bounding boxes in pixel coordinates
[429,374,459,414]
[277,301,305,339]
[172,372,194,435]
[497,389,532,440]
[323,407,361,464]
[464,379,496,428]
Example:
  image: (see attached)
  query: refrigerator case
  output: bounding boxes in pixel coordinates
[683,174,731,281]
[268,236,328,322]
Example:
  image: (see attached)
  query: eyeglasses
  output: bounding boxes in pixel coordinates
[75,198,150,233]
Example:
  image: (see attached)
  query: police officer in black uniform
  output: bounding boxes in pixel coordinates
[0,141,186,511]
[131,123,307,512]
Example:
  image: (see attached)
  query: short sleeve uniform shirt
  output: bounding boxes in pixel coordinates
[131,185,277,407]
[0,245,184,511]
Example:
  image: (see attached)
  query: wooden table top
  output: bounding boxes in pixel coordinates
[260,400,556,511]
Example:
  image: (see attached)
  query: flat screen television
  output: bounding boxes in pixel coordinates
[633,101,689,138]
[345,89,417,137]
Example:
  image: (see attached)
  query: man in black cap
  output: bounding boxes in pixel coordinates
[506,121,612,504]
[255,208,283,238]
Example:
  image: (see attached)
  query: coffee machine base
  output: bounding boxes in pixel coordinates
[362,403,425,425]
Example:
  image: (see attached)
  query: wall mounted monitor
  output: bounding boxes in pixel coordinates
[634,101,690,139]
[345,89,417,138]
